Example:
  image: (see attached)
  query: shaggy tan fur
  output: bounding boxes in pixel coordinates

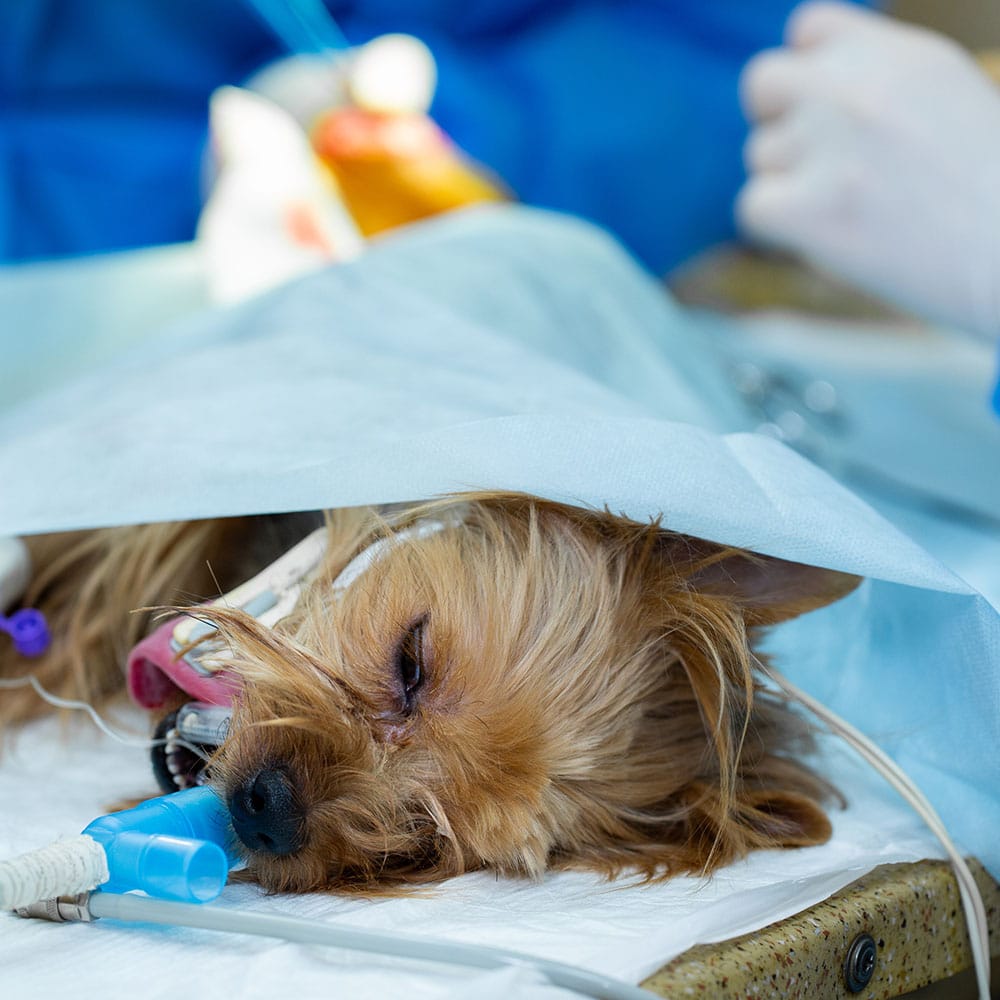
[0,493,858,893]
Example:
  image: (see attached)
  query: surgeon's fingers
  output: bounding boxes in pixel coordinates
[743,123,797,173]
[745,99,845,175]
[740,49,809,121]
[735,173,815,248]
[785,1,881,48]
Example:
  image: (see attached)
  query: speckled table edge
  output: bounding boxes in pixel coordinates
[642,860,999,999]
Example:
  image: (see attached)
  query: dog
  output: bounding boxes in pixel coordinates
[0,492,857,894]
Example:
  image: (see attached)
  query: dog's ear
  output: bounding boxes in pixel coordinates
[552,780,833,883]
[733,787,833,847]
[678,779,834,865]
[679,542,861,626]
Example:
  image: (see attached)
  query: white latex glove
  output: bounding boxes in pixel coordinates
[737,1,1000,339]
[197,87,363,305]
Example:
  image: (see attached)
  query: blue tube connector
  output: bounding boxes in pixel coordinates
[0,788,240,911]
[82,787,240,904]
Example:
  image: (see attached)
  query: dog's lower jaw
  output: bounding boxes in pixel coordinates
[151,709,202,792]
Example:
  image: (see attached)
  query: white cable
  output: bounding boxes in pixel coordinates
[87,891,658,1000]
[763,665,992,1000]
[0,675,210,762]
[0,675,156,747]
[0,836,108,911]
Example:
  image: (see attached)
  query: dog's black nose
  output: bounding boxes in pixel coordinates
[228,767,305,856]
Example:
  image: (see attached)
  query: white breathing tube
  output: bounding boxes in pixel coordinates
[25,890,658,1000]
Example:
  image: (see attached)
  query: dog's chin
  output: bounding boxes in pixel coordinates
[234,834,456,896]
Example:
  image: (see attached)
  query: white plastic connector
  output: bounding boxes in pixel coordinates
[0,537,31,612]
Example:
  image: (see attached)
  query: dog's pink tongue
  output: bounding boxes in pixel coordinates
[127,616,240,709]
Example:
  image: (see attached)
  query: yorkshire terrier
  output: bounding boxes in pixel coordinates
[0,492,857,894]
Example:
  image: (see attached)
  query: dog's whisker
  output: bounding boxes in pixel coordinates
[248,714,319,731]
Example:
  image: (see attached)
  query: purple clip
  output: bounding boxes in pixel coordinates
[0,608,51,657]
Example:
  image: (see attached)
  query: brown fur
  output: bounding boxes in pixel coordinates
[0,493,858,893]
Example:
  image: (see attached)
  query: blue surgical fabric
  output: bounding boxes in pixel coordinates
[0,0,867,269]
[0,207,997,880]
[994,347,1000,414]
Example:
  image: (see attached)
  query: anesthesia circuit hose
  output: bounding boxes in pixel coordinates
[2,784,649,998]
[54,891,659,1000]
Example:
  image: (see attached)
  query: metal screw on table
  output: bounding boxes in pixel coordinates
[844,932,878,993]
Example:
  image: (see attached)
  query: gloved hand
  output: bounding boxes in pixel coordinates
[737,1,1000,339]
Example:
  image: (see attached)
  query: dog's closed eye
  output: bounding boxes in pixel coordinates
[395,616,428,711]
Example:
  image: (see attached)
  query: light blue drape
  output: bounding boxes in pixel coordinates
[1,207,997,879]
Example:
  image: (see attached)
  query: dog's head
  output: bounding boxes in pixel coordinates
[191,494,857,892]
